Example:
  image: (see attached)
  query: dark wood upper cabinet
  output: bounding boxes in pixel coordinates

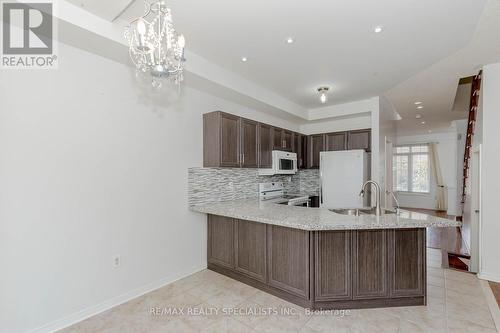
[307,134,325,169]
[292,132,307,169]
[283,130,293,152]
[348,129,371,152]
[204,111,372,169]
[204,112,240,167]
[258,123,272,168]
[240,118,258,167]
[272,127,283,150]
[325,132,347,151]
[299,135,308,169]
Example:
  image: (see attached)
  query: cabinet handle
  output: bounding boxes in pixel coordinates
[242,154,245,164]
[283,140,286,148]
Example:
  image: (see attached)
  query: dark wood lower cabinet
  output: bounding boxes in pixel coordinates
[234,220,267,282]
[207,215,426,310]
[352,230,388,299]
[390,228,426,298]
[267,226,310,299]
[207,215,234,269]
[314,231,351,301]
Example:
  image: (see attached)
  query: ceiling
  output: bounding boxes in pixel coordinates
[65,0,500,134]
[385,0,500,135]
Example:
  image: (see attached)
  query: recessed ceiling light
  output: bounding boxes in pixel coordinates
[374,26,383,33]
[286,37,294,44]
[241,57,248,62]
[415,114,422,119]
[417,105,424,109]
[414,101,422,105]
[421,121,426,125]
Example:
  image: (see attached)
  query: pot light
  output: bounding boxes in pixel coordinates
[241,56,248,62]
[417,105,424,109]
[421,121,426,125]
[414,101,422,105]
[374,26,383,33]
[415,114,422,119]
[286,37,294,44]
[317,87,330,104]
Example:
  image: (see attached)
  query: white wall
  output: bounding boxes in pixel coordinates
[0,42,300,333]
[395,131,460,216]
[299,114,371,135]
[377,96,398,208]
[478,62,500,282]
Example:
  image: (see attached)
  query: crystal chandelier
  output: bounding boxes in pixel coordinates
[125,1,186,88]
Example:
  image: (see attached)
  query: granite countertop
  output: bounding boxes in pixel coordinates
[190,198,461,231]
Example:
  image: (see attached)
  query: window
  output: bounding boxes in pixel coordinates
[393,144,430,193]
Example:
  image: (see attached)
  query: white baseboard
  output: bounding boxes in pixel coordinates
[27,264,207,333]
[478,271,500,283]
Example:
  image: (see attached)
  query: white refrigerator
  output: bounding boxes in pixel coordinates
[319,150,369,209]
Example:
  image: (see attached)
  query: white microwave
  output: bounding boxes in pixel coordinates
[258,150,297,175]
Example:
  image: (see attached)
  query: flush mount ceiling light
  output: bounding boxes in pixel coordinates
[374,26,383,33]
[286,37,294,44]
[241,56,248,62]
[414,101,423,105]
[317,87,330,104]
[417,105,424,109]
[125,0,186,89]
[415,114,422,119]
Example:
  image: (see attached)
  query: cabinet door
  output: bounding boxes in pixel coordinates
[352,230,388,299]
[268,225,310,299]
[348,129,371,151]
[235,220,267,282]
[220,113,241,167]
[258,123,273,168]
[315,231,352,301]
[240,118,258,167]
[299,135,308,169]
[325,132,347,151]
[207,215,234,269]
[390,229,425,298]
[272,127,284,150]
[308,134,324,169]
[283,130,293,152]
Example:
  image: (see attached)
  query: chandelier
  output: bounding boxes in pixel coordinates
[125,1,186,88]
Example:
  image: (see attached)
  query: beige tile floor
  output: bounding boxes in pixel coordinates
[60,248,499,333]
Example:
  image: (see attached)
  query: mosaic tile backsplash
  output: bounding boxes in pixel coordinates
[188,168,319,206]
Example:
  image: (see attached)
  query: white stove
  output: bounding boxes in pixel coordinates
[258,182,310,206]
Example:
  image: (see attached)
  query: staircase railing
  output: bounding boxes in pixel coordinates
[461,70,482,205]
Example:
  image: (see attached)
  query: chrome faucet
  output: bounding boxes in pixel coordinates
[359,180,383,216]
[387,190,400,214]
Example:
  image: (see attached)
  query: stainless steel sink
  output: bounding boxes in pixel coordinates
[330,208,396,216]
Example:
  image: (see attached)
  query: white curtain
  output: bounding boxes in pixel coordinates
[429,143,447,211]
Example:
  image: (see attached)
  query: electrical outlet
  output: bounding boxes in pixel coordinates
[113,255,121,268]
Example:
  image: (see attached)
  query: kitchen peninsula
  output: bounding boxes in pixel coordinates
[190,199,460,310]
